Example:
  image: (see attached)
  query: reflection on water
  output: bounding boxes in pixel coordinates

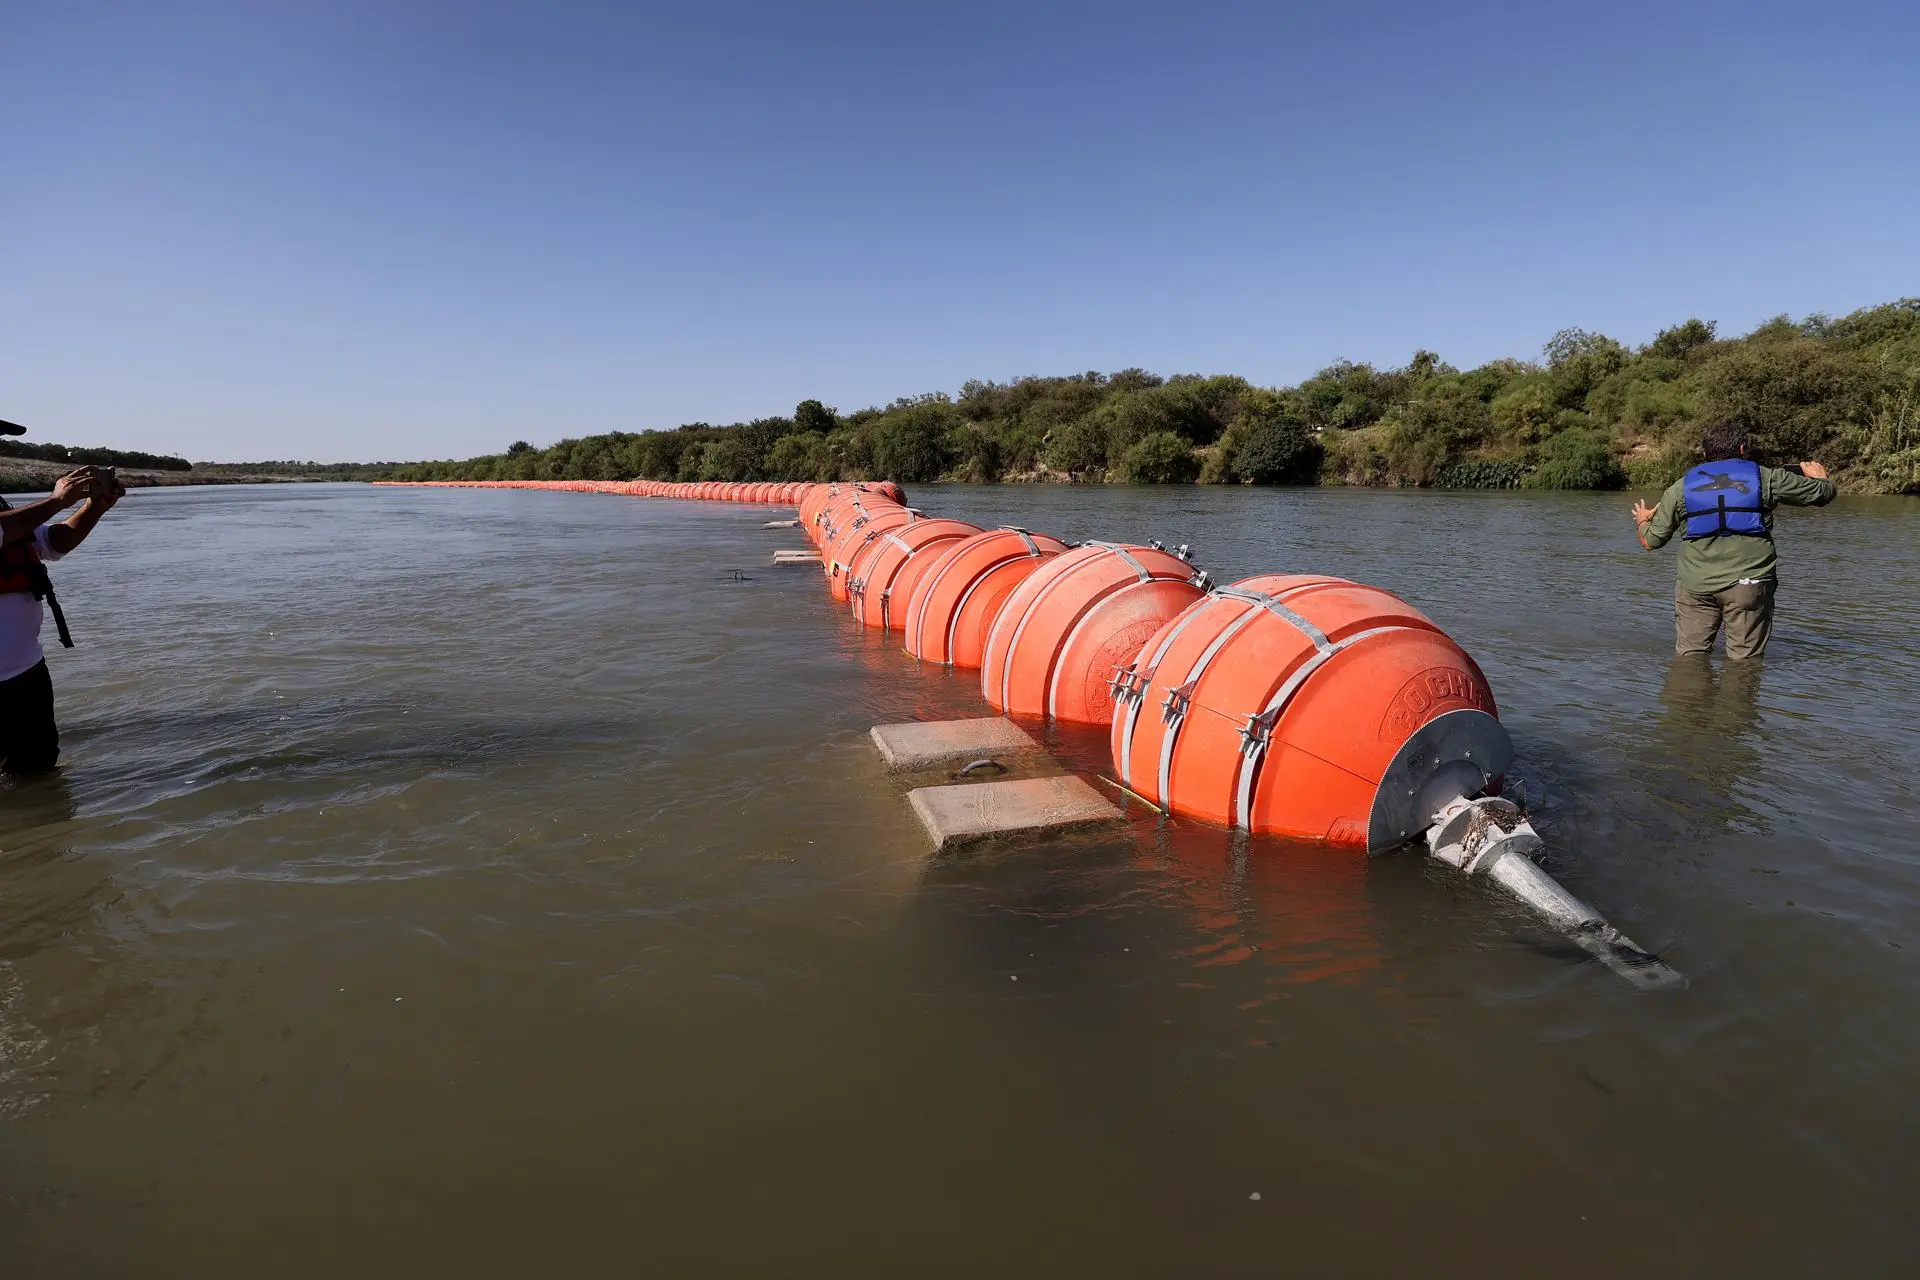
[1,482,1917,1277]
[1644,655,1765,838]
[1143,823,1383,987]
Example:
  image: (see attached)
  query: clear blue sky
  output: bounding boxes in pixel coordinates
[3,0,1915,463]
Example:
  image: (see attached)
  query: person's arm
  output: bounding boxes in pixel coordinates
[1,468,95,544]
[1632,481,1683,550]
[1769,461,1837,508]
[45,476,126,554]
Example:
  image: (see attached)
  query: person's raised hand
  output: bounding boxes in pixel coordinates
[50,467,97,506]
[1798,460,1829,480]
[1632,499,1657,524]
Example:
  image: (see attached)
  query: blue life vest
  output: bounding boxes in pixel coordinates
[1681,459,1767,540]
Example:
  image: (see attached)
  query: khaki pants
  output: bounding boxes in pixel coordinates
[1675,580,1775,660]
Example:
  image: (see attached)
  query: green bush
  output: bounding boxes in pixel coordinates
[1528,428,1625,489]
[871,404,956,482]
[1043,415,1110,479]
[1434,460,1528,489]
[1121,431,1200,483]
[1624,449,1690,491]
[1228,393,1320,484]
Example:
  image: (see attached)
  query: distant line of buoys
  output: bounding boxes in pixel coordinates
[375,477,1511,853]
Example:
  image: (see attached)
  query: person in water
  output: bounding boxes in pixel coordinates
[0,420,126,774]
[1631,420,1836,659]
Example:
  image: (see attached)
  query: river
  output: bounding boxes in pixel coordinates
[1,482,1915,1276]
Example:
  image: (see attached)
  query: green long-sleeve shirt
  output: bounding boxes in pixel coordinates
[1641,464,1837,593]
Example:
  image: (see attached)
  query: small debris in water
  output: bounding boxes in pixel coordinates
[1249,1192,1262,1201]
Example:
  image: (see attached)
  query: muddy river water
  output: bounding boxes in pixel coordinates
[1,482,1915,1276]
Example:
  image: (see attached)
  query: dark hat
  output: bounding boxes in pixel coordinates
[0,419,24,437]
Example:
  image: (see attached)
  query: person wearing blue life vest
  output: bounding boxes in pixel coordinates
[1631,420,1835,659]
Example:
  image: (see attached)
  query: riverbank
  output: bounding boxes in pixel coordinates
[0,458,320,492]
[381,300,1920,496]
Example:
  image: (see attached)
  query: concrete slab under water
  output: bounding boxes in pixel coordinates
[908,774,1124,851]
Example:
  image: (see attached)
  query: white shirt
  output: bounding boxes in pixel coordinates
[0,525,67,682]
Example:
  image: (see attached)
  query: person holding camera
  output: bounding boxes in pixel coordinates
[0,454,126,775]
[1630,420,1836,660]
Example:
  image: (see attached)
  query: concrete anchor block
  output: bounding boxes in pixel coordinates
[908,775,1125,852]
[771,549,821,565]
[870,717,1043,771]
[764,519,801,528]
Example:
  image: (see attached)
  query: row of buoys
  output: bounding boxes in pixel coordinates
[375,478,904,505]
[376,477,1512,853]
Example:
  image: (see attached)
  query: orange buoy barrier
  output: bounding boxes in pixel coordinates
[979,542,1204,726]
[1107,575,1510,850]
[846,518,983,630]
[902,527,1070,668]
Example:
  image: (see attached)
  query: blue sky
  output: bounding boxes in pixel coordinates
[3,0,1914,463]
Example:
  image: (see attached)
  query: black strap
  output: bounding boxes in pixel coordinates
[29,564,73,649]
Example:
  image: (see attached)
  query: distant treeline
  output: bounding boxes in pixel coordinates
[388,300,1920,494]
[190,460,406,481]
[0,439,193,471]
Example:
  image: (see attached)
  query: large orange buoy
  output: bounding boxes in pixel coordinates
[846,519,982,630]
[902,528,1070,667]
[1107,575,1511,850]
[980,542,1203,725]
[800,484,842,538]
[816,489,898,550]
[814,490,870,550]
[824,505,916,602]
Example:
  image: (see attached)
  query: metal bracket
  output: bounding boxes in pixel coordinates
[1160,680,1195,726]
[1237,705,1281,759]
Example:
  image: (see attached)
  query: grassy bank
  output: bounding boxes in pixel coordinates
[0,459,324,493]
[1,455,407,493]
[389,299,1920,494]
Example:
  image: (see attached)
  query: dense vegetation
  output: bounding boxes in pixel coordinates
[0,439,193,471]
[29,300,1920,495]
[189,460,404,481]
[390,300,1920,493]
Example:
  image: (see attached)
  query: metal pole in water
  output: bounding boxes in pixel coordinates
[1425,796,1686,991]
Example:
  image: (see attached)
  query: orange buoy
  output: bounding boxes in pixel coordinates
[1107,575,1509,850]
[816,488,895,548]
[824,504,915,602]
[800,485,839,538]
[846,519,982,630]
[980,542,1203,725]
[902,528,1070,667]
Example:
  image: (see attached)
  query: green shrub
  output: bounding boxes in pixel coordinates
[1624,449,1690,491]
[1528,428,1625,489]
[1228,394,1321,484]
[1043,415,1110,480]
[1434,460,1528,489]
[1121,431,1200,483]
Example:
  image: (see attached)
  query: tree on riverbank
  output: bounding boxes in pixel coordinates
[388,298,1920,493]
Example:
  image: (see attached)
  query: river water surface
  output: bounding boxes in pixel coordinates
[1,482,1916,1276]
